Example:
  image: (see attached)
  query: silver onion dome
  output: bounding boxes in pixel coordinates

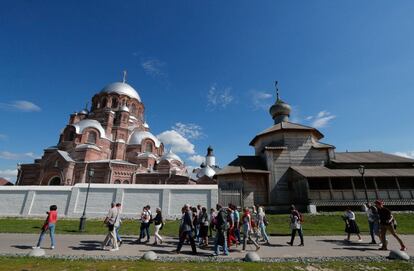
[100,82,141,102]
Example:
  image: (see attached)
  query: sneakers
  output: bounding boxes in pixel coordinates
[357,239,362,242]
[32,246,40,249]
[286,242,293,246]
[401,246,407,251]
[109,247,119,252]
[50,246,55,249]
[299,243,304,246]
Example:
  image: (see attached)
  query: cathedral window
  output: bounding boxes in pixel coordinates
[130,104,136,115]
[102,98,107,108]
[49,176,61,186]
[65,130,75,141]
[114,179,121,184]
[123,180,129,184]
[87,131,97,144]
[145,142,153,152]
[111,97,118,109]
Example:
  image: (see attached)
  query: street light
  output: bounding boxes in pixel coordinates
[358,165,369,204]
[79,167,94,232]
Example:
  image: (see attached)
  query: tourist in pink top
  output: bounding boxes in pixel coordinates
[33,205,58,249]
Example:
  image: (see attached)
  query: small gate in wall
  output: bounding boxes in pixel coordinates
[218,181,243,208]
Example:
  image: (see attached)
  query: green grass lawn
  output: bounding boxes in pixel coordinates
[0,257,412,271]
[0,213,413,237]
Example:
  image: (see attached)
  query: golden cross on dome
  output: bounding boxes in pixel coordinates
[123,70,127,83]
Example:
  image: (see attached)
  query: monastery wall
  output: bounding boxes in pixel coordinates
[0,184,218,219]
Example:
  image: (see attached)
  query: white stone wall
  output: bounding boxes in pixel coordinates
[0,184,218,219]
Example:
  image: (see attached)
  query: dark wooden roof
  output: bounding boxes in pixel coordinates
[332,152,414,164]
[291,166,414,178]
[217,156,269,176]
[249,121,324,146]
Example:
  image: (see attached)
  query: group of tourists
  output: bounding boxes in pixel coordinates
[342,199,407,251]
[174,203,301,255]
[32,200,407,254]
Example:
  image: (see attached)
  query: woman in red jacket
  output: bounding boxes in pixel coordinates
[33,205,58,249]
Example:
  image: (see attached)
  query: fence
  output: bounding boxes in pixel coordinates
[0,184,218,219]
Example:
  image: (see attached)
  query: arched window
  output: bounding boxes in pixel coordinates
[87,131,97,144]
[111,97,118,109]
[122,180,129,184]
[49,176,61,186]
[114,179,121,184]
[145,142,153,152]
[130,104,137,115]
[102,98,107,108]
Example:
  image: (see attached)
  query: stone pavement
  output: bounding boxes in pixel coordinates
[1,233,413,259]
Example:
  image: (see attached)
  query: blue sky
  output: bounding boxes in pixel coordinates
[1,1,414,181]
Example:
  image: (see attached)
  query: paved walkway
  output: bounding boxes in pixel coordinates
[1,233,413,259]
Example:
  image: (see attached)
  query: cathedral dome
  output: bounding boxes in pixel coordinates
[100,82,141,102]
[128,130,161,147]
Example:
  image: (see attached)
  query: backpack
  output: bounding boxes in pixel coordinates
[263,215,269,226]
[216,209,228,230]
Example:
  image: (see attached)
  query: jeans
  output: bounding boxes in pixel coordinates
[290,227,304,245]
[115,225,122,242]
[258,223,269,242]
[36,223,55,247]
[214,230,229,255]
[368,221,379,242]
[139,222,150,241]
[234,227,241,243]
[177,230,197,253]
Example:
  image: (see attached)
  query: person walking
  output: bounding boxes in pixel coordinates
[115,203,123,247]
[153,207,163,245]
[241,207,260,251]
[366,203,380,244]
[213,204,230,256]
[227,206,237,248]
[231,204,241,244]
[199,206,209,247]
[176,204,197,255]
[102,202,120,251]
[256,206,270,245]
[287,205,304,246]
[137,206,150,243]
[375,200,407,251]
[33,205,58,249]
[343,207,362,242]
[209,208,216,238]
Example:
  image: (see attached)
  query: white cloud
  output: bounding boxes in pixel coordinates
[0,151,38,160]
[141,58,167,77]
[308,110,336,128]
[0,100,41,112]
[393,151,414,159]
[0,168,18,182]
[207,84,234,109]
[250,90,273,110]
[157,130,195,154]
[172,122,205,140]
[189,155,205,165]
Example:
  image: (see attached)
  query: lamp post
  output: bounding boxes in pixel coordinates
[79,168,94,232]
[358,165,369,204]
